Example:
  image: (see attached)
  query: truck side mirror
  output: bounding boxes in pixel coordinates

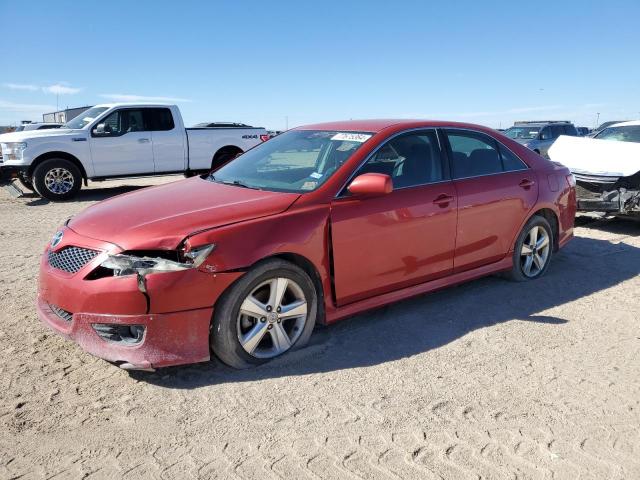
[92,123,109,136]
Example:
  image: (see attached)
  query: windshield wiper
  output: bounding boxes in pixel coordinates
[211,176,261,190]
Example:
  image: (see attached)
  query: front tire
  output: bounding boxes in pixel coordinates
[505,216,553,281]
[211,259,318,369]
[32,159,82,201]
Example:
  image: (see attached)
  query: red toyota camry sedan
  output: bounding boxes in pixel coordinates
[37,120,576,370]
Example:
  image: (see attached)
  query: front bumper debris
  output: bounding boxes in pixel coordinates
[37,226,244,369]
[575,172,640,215]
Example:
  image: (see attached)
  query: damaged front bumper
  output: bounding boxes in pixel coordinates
[574,171,640,215]
[37,226,244,369]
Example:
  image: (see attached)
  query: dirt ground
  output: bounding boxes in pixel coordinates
[1,177,639,480]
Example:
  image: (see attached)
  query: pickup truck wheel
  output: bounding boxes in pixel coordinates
[505,216,553,282]
[211,149,241,171]
[211,259,318,369]
[33,159,82,201]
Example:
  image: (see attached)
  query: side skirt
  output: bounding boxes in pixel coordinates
[325,256,513,324]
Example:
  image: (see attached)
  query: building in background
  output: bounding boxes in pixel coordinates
[42,106,92,124]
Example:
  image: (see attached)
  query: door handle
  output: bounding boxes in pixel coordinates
[519,179,535,189]
[137,138,150,143]
[433,194,455,207]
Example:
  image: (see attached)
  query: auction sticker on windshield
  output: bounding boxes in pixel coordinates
[331,133,372,142]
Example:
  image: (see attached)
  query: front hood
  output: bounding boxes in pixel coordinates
[512,138,533,145]
[68,177,300,250]
[0,128,79,142]
[548,135,640,178]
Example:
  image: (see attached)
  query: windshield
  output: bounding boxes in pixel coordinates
[14,126,25,132]
[504,126,540,140]
[209,130,373,193]
[594,125,640,143]
[63,107,109,129]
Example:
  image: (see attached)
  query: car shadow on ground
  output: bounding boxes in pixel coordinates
[132,233,640,389]
[22,184,156,206]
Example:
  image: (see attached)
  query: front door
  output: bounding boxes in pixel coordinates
[89,108,154,176]
[330,129,458,305]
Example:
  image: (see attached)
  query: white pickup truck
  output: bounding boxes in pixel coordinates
[0,103,268,200]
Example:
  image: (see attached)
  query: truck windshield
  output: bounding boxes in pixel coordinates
[504,126,540,140]
[209,130,373,193]
[63,107,109,129]
[594,125,640,143]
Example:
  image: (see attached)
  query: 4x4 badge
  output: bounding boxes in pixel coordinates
[51,231,64,248]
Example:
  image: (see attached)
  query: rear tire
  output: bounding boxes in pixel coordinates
[211,259,318,369]
[32,159,82,201]
[211,149,241,172]
[505,215,553,282]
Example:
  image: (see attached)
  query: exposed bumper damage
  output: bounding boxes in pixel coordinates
[37,226,244,370]
[574,171,640,215]
[548,135,640,216]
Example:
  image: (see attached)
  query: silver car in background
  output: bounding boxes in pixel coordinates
[504,120,578,157]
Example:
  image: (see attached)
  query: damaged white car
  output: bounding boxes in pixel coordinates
[548,120,640,217]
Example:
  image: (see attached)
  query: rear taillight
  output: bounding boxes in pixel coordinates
[259,134,270,142]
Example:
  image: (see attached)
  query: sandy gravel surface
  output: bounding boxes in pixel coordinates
[0,177,639,479]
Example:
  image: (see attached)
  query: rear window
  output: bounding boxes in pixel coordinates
[143,108,175,131]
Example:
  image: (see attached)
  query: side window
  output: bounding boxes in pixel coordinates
[144,108,175,131]
[446,130,502,178]
[551,125,564,138]
[356,130,443,189]
[98,109,146,135]
[539,127,552,140]
[499,145,528,172]
[563,124,578,136]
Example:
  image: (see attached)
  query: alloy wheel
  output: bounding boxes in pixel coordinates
[520,225,550,278]
[236,277,308,359]
[44,167,75,194]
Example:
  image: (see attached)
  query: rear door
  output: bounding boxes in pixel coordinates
[443,129,538,273]
[146,108,187,172]
[330,129,457,305]
[89,108,154,176]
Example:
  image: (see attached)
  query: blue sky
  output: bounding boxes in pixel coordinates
[1,0,639,129]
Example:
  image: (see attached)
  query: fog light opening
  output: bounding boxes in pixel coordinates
[92,324,145,344]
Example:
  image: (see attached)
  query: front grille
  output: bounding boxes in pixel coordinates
[48,246,99,273]
[49,304,73,322]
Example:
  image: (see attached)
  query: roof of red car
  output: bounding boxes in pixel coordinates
[296,119,487,133]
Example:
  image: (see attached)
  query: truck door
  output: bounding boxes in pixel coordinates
[89,108,154,176]
[145,108,186,172]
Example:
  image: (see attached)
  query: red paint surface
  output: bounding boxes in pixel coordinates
[37,119,575,368]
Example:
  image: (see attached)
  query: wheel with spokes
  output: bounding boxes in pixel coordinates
[32,158,82,201]
[506,216,553,281]
[211,259,318,368]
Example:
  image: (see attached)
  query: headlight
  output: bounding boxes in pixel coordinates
[100,244,215,277]
[1,142,28,162]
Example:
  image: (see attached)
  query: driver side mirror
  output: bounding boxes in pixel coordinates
[92,123,110,137]
[347,173,393,197]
